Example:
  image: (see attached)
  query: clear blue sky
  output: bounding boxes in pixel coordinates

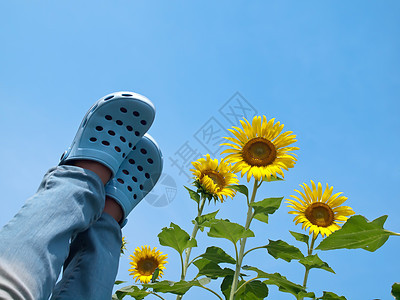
[1,1,399,299]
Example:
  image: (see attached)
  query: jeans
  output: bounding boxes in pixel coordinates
[0,166,122,300]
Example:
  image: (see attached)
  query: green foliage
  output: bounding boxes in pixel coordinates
[266,240,304,262]
[250,197,283,224]
[207,219,255,245]
[221,275,269,300]
[194,210,219,232]
[316,291,347,299]
[392,283,400,300]
[143,279,211,295]
[228,184,249,198]
[198,246,236,264]
[184,186,200,204]
[290,231,310,247]
[158,223,197,255]
[298,254,335,274]
[263,175,284,182]
[193,258,235,279]
[114,280,127,285]
[113,285,149,300]
[242,266,314,299]
[316,215,398,252]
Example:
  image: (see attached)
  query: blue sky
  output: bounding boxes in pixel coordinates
[1,1,399,299]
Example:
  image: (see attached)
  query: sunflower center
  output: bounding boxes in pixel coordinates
[137,258,158,276]
[242,137,277,166]
[204,170,225,187]
[305,202,334,227]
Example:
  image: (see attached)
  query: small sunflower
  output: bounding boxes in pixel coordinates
[190,154,239,202]
[129,245,168,283]
[287,181,355,237]
[221,116,299,182]
[120,236,127,255]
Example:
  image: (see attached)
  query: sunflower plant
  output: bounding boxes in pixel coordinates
[114,115,400,300]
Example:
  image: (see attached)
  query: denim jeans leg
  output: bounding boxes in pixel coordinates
[0,165,105,300]
[51,213,122,300]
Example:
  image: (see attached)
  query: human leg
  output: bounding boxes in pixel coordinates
[0,91,156,300]
[51,134,163,300]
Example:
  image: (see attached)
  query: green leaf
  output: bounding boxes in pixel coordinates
[250,197,283,223]
[317,291,347,299]
[299,254,335,273]
[242,266,314,299]
[290,231,310,246]
[114,280,127,285]
[316,215,398,252]
[263,175,284,182]
[208,219,255,245]
[392,283,400,300]
[158,223,197,255]
[221,275,234,299]
[184,186,200,204]
[194,210,219,232]
[144,279,211,295]
[228,184,249,198]
[220,275,269,300]
[114,286,149,300]
[198,246,236,264]
[266,240,304,262]
[193,258,235,279]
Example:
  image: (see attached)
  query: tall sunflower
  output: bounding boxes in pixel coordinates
[190,154,238,202]
[221,116,299,182]
[129,245,168,283]
[287,180,355,237]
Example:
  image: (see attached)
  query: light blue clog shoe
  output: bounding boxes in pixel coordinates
[60,91,155,176]
[105,134,163,221]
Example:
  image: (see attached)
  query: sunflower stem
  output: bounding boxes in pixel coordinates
[302,234,317,288]
[176,195,206,300]
[243,245,268,258]
[229,179,259,300]
[149,291,167,300]
[197,284,224,300]
[235,276,259,295]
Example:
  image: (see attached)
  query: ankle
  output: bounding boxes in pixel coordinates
[71,160,112,185]
[103,197,124,223]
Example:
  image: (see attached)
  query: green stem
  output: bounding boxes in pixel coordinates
[229,179,260,300]
[197,284,224,300]
[149,292,167,300]
[235,276,259,294]
[302,234,317,288]
[176,196,207,300]
[243,245,267,258]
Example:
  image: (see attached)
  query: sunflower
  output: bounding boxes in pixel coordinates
[221,116,299,182]
[190,154,239,202]
[120,236,127,255]
[129,245,168,283]
[287,181,355,237]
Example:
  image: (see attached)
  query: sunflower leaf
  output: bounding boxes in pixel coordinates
[299,254,335,273]
[114,280,127,285]
[316,215,398,252]
[114,285,149,300]
[221,275,269,300]
[392,283,400,300]
[144,280,204,295]
[263,175,284,182]
[207,219,255,245]
[193,258,235,279]
[198,246,236,264]
[316,291,347,300]
[242,266,313,299]
[184,186,200,204]
[194,210,219,232]
[266,240,304,262]
[158,223,197,255]
[289,231,310,247]
[250,197,283,223]
[228,184,249,198]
